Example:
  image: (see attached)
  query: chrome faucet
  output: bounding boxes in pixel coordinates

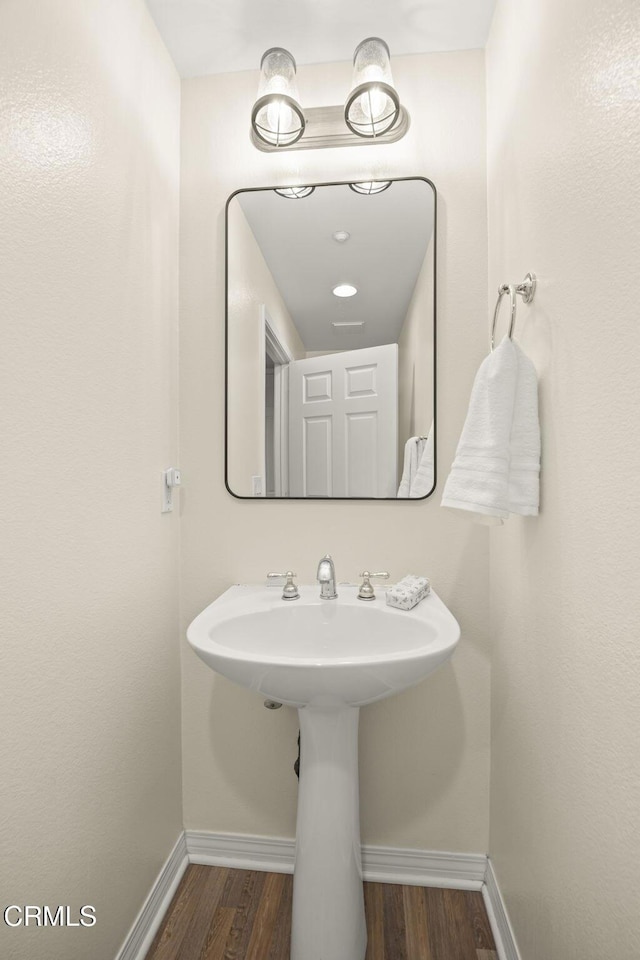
[317,554,337,599]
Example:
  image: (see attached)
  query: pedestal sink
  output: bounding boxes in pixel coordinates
[187,583,460,960]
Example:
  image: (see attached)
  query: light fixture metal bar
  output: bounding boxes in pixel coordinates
[250,104,410,153]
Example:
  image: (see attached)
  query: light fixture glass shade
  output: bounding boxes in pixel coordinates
[345,38,400,138]
[349,180,392,195]
[274,186,315,199]
[252,48,305,147]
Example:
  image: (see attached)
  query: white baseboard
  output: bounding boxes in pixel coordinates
[482,858,521,960]
[114,832,188,960]
[186,830,295,874]
[363,844,486,890]
[185,829,486,891]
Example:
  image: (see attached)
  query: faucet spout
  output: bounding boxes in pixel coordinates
[317,554,338,600]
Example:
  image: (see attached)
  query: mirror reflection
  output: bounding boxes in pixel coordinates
[226,178,436,499]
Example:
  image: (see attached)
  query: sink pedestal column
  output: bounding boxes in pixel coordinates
[291,703,366,960]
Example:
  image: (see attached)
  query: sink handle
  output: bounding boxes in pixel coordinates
[267,571,300,601]
[357,571,389,601]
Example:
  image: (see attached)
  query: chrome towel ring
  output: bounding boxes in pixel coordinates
[491,272,537,351]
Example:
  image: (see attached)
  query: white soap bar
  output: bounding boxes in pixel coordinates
[386,575,431,610]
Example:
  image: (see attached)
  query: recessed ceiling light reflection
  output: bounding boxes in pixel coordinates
[332,284,358,298]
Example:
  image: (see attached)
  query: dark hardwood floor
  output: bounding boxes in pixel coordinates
[145,865,497,960]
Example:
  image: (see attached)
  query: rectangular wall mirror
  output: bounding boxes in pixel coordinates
[225,177,436,499]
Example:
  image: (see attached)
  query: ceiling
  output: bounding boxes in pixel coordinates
[145,0,497,78]
[236,180,434,352]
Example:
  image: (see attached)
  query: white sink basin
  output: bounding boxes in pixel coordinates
[187,583,459,707]
[187,581,460,960]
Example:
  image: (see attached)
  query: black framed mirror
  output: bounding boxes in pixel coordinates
[225,177,436,499]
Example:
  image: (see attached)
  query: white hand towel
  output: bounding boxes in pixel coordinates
[397,436,425,497]
[441,337,540,520]
[410,423,434,498]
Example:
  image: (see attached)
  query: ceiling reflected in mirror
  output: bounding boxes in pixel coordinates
[236,180,432,354]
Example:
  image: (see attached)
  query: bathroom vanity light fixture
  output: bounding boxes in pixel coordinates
[274,185,315,199]
[250,40,409,152]
[349,180,392,195]
[252,48,305,147]
[332,283,358,298]
[345,39,400,138]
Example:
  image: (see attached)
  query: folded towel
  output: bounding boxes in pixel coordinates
[441,336,540,521]
[410,424,434,498]
[386,575,431,610]
[397,437,425,497]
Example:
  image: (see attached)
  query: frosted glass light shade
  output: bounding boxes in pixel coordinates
[349,181,392,195]
[345,38,400,138]
[252,48,305,147]
[274,186,315,199]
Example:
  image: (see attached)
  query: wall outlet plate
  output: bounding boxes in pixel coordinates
[162,467,181,513]
[251,475,263,496]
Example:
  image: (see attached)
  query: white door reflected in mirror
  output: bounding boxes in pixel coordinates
[288,344,397,498]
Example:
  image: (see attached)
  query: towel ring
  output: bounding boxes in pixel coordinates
[490,272,537,351]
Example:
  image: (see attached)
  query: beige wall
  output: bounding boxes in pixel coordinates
[398,234,435,464]
[227,202,304,496]
[486,1,640,958]
[0,2,182,959]
[180,51,492,852]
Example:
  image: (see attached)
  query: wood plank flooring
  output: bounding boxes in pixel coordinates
[145,865,497,960]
